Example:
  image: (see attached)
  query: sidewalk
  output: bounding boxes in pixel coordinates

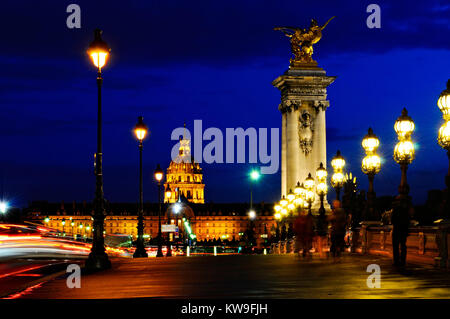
[14,254,450,299]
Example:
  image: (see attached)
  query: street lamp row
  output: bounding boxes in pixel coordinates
[272,82,450,222]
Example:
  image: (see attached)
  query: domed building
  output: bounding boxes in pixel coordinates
[164,136,205,204]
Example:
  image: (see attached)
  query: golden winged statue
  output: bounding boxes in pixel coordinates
[275,17,335,66]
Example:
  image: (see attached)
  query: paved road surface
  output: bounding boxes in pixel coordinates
[12,254,450,299]
[0,258,84,298]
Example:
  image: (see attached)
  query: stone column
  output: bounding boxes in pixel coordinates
[281,111,287,196]
[286,107,299,191]
[273,66,336,214]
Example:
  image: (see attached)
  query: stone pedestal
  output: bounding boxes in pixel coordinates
[273,65,336,212]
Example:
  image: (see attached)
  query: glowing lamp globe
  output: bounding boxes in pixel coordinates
[438,80,450,120]
[294,181,303,195]
[438,120,450,150]
[287,189,295,202]
[316,162,327,181]
[362,128,380,154]
[134,116,148,141]
[154,164,164,182]
[274,204,282,212]
[165,186,172,200]
[362,154,381,174]
[87,29,110,70]
[394,140,415,164]
[331,150,345,171]
[316,181,328,196]
[306,189,315,202]
[279,196,288,207]
[274,213,281,220]
[304,173,315,190]
[331,172,344,188]
[394,108,415,140]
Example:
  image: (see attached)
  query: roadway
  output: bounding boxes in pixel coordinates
[10,254,450,299]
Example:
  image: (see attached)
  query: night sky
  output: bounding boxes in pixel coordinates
[0,1,449,208]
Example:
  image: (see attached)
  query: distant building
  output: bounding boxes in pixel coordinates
[164,135,205,204]
[25,201,276,242]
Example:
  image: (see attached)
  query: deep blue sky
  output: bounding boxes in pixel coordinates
[0,0,449,208]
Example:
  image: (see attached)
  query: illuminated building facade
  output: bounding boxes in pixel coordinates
[164,136,205,204]
[25,201,276,243]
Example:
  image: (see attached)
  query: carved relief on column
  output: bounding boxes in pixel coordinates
[298,110,314,156]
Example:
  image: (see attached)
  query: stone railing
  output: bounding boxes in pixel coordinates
[270,220,450,269]
[358,220,450,268]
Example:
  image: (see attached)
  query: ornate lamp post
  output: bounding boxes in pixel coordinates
[154,164,164,257]
[165,186,173,257]
[85,29,111,271]
[316,163,328,216]
[304,173,315,215]
[249,169,260,211]
[362,128,381,220]
[286,189,295,211]
[133,116,149,258]
[294,182,305,209]
[394,108,415,201]
[331,150,345,201]
[437,80,450,214]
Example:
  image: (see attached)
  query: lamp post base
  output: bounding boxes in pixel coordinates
[85,252,111,272]
[156,247,164,257]
[133,246,148,258]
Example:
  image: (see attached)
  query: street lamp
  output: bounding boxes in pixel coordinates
[331,150,345,201]
[394,108,415,200]
[165,185,172,203]
[304,173,315,215]
[85,29,111,271]
[165,187,174,257]
[133,116,149,258]
[249,169,260,211]
[437,80,450,215]
[362,128,381,219]
[316,163,328,217]
[154,164,164,257]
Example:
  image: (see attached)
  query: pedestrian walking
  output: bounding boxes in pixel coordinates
[328,200,347,262]
[391,196,413,267]
[293,209,314,258]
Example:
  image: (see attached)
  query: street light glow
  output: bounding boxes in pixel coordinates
[87,29,110,70]
[134,116,148,141]
[250,170,260,181]
[248,210,256,220]
[0,201,8,214]
[173,203,182,214]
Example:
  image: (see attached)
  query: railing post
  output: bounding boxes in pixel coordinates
[361,223,368,254]
[434,220,450,268]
